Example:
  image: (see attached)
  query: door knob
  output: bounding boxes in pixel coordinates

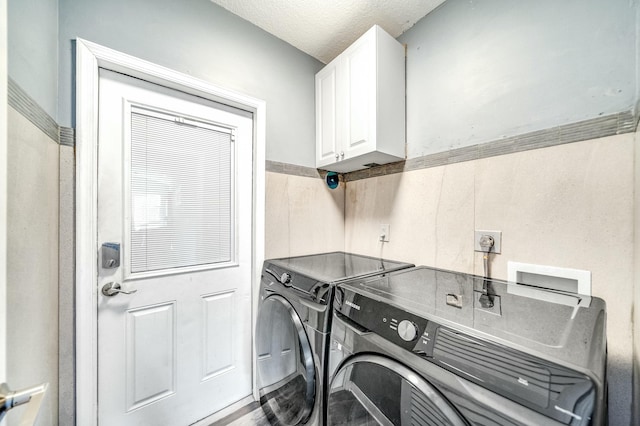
[0,382,48,422]
[101,282,138,297]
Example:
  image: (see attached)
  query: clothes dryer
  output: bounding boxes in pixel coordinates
[255,252,413,425]
[327,266,607,425]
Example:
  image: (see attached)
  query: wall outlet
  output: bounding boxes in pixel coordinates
[379,224,390,242]
[474,230,502,253]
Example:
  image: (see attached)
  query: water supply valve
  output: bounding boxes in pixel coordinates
[478,235,494,252]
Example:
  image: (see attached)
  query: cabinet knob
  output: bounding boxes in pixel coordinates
[335,154,339,159]
[340,151,344,157]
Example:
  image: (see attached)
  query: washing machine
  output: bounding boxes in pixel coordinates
[255,252,414,425]
[327,266,607,425]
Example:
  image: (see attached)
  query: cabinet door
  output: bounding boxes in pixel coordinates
[342,31,376,160]
[315,64,339,168]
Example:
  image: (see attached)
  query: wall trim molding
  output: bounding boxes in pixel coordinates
[8,78,77,147]
[266,160,321,178]
[265,110,635,182]
[8,77,636,178]
[59,127,75,147]
[8,77,59,143]
[343,110,635,182]
[267,111,640,182]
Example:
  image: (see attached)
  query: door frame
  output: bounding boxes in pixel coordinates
[75,38,265,426]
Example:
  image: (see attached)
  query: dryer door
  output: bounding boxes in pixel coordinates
[256,294,315,425]
[327,355,467,426]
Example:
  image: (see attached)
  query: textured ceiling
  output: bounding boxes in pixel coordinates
[209,0,446,64]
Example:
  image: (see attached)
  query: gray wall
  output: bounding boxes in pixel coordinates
[398,1,639,423]
[8,0,58,119]
[7,1,60,425]
[399,0,639,158]
[58,0,323,167]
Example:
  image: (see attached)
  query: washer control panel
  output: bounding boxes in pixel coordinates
[334,287,439,356]
[279,272,292,285]
[262,263,332,304]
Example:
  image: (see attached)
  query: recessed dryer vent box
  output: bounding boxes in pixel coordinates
[507,261,591,296]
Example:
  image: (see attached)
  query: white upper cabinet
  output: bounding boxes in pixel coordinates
[315,25,405,173]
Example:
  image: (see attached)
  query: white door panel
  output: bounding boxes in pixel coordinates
[97,69,252,426]
[125,302,176,411]
[315,65,338,167]
[344,34,375,157]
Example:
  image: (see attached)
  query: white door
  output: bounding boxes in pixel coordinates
[97,69,253,426]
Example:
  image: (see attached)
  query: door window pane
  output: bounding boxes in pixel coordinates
[130,108,234,273]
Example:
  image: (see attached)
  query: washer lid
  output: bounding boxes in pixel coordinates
[268,251,414,285]
[327,355,467,426]
[256,295,315,425]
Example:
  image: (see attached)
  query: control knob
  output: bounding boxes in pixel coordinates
[280,272,292,286]
[397,320,418,342]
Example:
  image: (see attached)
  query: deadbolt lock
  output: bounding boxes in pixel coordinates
[101,242,120,269]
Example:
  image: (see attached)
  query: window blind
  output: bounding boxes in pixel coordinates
[130,108,234,273]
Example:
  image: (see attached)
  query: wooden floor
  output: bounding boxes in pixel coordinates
[209,401,270,426]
